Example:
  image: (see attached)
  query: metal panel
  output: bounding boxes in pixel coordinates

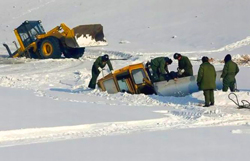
[154,71,223,97]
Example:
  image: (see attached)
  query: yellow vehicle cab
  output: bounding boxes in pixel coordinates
[98,63,155,95]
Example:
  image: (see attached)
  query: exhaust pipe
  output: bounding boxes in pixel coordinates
[13,41,18,50]
[3,43,14,57]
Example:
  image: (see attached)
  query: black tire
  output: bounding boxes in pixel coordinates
[38,37,62,59]
[63,47,85,59]
[25,48,39,59]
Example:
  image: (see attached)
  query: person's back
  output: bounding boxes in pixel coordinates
[150,57,172,82]
[151,57,167,75]
[94,56,113,70]
[179,56,193,76]
[197,56,216,107]
[151,57,165,67]
[198,62,216,90]
[222,60,239,80]
[221,54,239,92]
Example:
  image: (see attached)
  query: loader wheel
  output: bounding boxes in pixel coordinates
[63,47,85,59]
[38,37,62,59]
[26,48,39,59]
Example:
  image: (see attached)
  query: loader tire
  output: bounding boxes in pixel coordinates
[29,52,39,59]
[63,47,85,59]
[26,48,39,59]
[38,37,62,59]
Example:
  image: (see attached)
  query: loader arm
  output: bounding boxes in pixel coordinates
[4,20,108,59]
[36,26,62,39]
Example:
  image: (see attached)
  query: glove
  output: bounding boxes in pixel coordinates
[178,69,184,75]
[220,78,223,82]
[98,67,102,72]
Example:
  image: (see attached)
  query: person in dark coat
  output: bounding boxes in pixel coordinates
[173,53,193,77]
[88,54,113,89]
[150,57,173,82]
[197,56,216,107]
[221,54,239,92]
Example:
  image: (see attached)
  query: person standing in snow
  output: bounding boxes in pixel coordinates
[220,54,239,92]
[150,57,173,82]
[88,54,113,89]
[197,56,216,107]
[173,53,193,77]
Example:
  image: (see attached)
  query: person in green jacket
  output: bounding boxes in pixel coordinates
[150,57,173,82]
[88,54,113,89]
[173,53,193,77]
[197,56,216,107]
[221,54,239,92]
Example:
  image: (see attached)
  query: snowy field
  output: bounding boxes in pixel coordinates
[0,0,250,160]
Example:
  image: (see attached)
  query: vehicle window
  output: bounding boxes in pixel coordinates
[29,27,40,41]
[118,79,129,92]
[19,32,31,47]
[16,21,46,47]
[103,78,118,94]
[19,32,29,41]
[36,23,46,34]
[132,68,146,84]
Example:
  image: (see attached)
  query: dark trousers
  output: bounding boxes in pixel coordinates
[203,89,214,106]
[88,66,100,89]
[223,79,236,92]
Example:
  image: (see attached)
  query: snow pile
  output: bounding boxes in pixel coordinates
[76,34,108,47]
[232,54,250,66]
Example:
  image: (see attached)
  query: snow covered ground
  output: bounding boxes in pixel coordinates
[0,0,250,160]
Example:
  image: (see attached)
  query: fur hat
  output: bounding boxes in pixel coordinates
[173,53,181,59]
[224,54,231,63]
[102,54,109,61]
[202,56,209,63]
[165,57,172,64]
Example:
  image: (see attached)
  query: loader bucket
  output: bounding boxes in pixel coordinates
[65,24,108,48]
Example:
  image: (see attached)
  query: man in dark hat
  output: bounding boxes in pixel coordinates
[88,54,113,89]
[173,53,193,77]
[150,57,173,82]
[197,56,216,107]
[221,54,239,92]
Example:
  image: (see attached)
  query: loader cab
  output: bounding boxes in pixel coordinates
[15,21,46,48]
[98,63,155,95]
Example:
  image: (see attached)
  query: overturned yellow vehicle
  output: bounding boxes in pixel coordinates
[3,20,107,59]
[98,63,155,95]
[98,63,223,96]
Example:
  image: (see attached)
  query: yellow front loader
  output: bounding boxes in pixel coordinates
[3,20,107,59]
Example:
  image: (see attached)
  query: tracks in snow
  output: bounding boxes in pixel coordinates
[0,37,250,147]
[0,112,249,147]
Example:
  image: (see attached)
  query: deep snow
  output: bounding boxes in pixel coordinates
[0,0,250,160]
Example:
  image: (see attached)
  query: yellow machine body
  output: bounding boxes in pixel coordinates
[4,20,107,59]
[97,63,155,95]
